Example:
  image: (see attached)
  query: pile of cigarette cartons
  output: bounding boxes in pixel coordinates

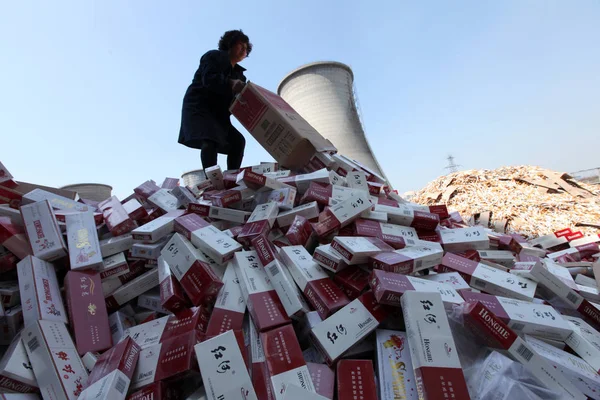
[2,85,600,399]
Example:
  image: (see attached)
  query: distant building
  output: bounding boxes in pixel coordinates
[570,168,600,185]
[277,61,386,179]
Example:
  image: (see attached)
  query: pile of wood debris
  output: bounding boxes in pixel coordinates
[412,166,600,238]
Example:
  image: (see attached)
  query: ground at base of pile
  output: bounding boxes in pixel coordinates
[412,165,600,238]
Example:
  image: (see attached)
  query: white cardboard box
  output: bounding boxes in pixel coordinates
[191,225,243,265]
[0,334,38,393]
[525,335,600,400]
[276,202,320,228]
[195,330,257,400]
[564,316,600,374]
[17,256,68,326]
[421,272,471,291]
[22,320,89,400]
[20,200,67,261]
[401,291,470,400]
[331,236,394,265]
[65,211,103,270]
[99,234,133,258]
[205,262,246,336]
[438,226,490,251]
[131,214,180,243]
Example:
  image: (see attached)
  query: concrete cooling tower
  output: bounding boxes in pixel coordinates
[277,61,386,179]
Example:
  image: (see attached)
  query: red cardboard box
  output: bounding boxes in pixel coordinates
[336,360,377,400]
[285,215,314,247]
[353,218,417,249]
[157,256,189,313]
[79,337,141,400]
[105,269,159,311]
[306,363,334,400]
[205,262,246,336]
[99,252,129,280]
[463,301,585,400]
[127,381,180,400]
[333,266,370,300]
[313,244,348,273]
[234,250,291,331]
[331,237,394,265]
[123,198,149,221]
[312,193,372,237]
[261,324,316,400]
[249,317,276,400]
[300,182,331,206]
[280,246,350,319]
[130,330,200,391]
[160,233,224,306]
[65,270,112,355]
[98,196,136,237]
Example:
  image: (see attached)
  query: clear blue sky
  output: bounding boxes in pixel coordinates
[2,1,599,199]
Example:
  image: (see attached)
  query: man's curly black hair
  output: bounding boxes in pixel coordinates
[218,30,252,57]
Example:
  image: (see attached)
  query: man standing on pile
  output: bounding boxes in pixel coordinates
[178,30,251,171]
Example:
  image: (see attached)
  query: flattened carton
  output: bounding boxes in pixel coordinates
[230,82,336,170]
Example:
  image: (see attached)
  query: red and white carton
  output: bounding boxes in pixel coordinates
[370,242,444,275]
[205,165,225,190]
[439,253,537,301]
[157,256,189,313]
[311,291,388,364]
[0,335,38,393]
[121,307,206,350]
[438,226,490,252]
[331,236,394,265]
[130,216,176,245]
[327,186,365,206]
[170,186,198,209]
[205,262,246,336]
[108,310,136,344]
[64,270,112,354]
[137,290,170,314]
[98,196,136,236]
[300,183,331,207]
[524,335,600,400]
[285,215,315,248]
[460,291,572,341]
[421,272,470,291]
[130,238,169,260]
[400,291,469,400]
[373,204,440,231]
[248,202,279,227]
[313,244,347,273]
[530,233,569,250]
[210,188,245,208]
[261,324,315,400]
[462,300,585,400]
[100,234,133,258]
[312,192,372,237]
[79,337,141,400]
[237,170,292,192]
[195,330,257,400]
[370,269,464,307]
[330,154,361,178]
[99,252,129,280]
[279,169,330,194]
[375,330,417,400]
[22,320,89,400]
[252,236,308,318]
[234,251,290,332]
[527,261,600,330]
[173,213,210,240]
[406,203,449,220]
[276,202,320,228]
[563,316,600,374]
[190,224,243,265]
[280,246,350,319]
[0,217,30,260]
[130,330,200,391]
[474,250,515,268]
[353,219,417,249]
[102,260,146,296]
[328,170,346,187]
[17,256,68,326]
[127,381,180,400]
[249,317,275,400]
[105,269,159,311]
[208,206,251,224]
[336,360,377,400]
[333,266,370,300]
[20,200,67,261]
[147,189,179,213]
[123,198,148,221]
[65,211,103,270]
[256,187,297,211]
[283,384,328,400]
[22,189,87,211]
[160,233,224,305]
[305,363,333,400]
[238,203,279,247]
[346,171,370,193]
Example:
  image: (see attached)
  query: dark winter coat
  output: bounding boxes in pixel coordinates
[178,49,247,152]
